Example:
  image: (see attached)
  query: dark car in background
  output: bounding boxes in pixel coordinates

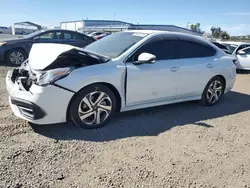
[0,29,95,65]
[212,42,231,54]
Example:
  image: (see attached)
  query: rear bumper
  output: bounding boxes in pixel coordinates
[6,70,75,125]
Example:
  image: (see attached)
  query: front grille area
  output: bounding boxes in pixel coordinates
[18,105,35,119]
[11,98,46,120]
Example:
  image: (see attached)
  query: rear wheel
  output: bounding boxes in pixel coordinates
[201,76,225,106]
[69,84,117,129]
[6,49,27,66]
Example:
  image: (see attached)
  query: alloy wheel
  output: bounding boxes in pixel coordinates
[78,91,112,125]
[9,51,25,65]
[206,80,223,104]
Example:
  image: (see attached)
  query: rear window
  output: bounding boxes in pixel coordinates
[175,40,216,59]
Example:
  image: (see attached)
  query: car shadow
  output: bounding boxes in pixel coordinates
[30,91,250,142]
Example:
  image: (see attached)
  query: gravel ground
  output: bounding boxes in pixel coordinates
[0,65,250,188]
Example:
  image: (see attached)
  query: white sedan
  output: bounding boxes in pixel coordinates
[6,30,237,128]
[221,41,250,70]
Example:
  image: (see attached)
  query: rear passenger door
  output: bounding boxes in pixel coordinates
[63,32,92,48]
[174,40,217,98]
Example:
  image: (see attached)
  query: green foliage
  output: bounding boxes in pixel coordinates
[220,31,230,39]
[211,27,222,38]
[210,26,230,39]
[190,23,201,33]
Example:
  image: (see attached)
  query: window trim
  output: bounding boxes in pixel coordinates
[175,39,217,59]
[242,46,250,54]
[63,32,73,40]
[124,35,178,63]
[124,36,217,63]
[32,31,57,40]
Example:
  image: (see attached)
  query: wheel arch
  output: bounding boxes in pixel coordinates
[66,82,122,121]
[203,74,226,95]
[5,47,28,61]
[215,74,226,92]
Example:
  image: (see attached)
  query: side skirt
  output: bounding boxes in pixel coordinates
[120,96,201,112]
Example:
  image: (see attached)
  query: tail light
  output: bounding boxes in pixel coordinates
[232,59,238,65]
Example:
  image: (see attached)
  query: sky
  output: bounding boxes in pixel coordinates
[1,0,250,36]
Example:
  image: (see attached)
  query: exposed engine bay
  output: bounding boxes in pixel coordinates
[11,49,108,91]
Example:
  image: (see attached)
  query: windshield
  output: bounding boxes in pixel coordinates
[84,32,148,58]
[221,43,238,54]
[23,30,44,39]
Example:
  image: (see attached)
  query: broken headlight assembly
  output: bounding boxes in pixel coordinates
[36,67,74,86]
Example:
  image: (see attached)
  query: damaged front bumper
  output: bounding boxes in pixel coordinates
[6,69,75,125]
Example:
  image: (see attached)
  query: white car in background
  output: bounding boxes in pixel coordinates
[6,30,237,129]
[221,41,250,70]
[87,32,104,39]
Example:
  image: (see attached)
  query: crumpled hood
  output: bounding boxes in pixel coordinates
[28,43,79,70]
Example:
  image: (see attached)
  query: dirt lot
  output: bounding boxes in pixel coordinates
[0,65,250,188]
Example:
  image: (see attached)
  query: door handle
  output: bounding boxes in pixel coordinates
[207,63,215,68]
[170,67,180,72]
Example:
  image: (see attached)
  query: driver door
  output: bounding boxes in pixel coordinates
[125,38,180,106]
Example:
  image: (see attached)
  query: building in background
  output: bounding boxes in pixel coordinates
[61,19,202,36]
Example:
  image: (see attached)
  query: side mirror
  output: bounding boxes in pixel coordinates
[136,53,156,64]
[238,50,246,55]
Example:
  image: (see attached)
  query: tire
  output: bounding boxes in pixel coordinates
[6,49,27,66]
[201,76,225,106]
[69,84,117,129]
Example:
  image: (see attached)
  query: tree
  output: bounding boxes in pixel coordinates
[220,31,230,39]
[210,27,222,38]
[190,23,201,33]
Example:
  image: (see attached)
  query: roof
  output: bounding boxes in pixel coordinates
[125,30,162,34]
[126,30,203,38]
[128,24,202,35]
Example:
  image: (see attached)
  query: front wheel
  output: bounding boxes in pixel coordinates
[201,76,225,106]
[6,49,27,66]
[69,84,117,129]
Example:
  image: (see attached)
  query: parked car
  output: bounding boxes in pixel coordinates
[6,30,236,129]
[220,41,250,70]
[0,29,95,65]
[87,32,105,39]
[95,32,111,40]
[212,42,231,54]
[221,41,250,70]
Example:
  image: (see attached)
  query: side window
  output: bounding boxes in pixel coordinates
[35,32,63,40]
[35,32,54,40]
[127,39,176,62]
[236,45,249,53]
[243,48,250,55]
[55,32,63,40]
[64,32,72,40]
[175,40,216,59]
[69,32,88,41]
